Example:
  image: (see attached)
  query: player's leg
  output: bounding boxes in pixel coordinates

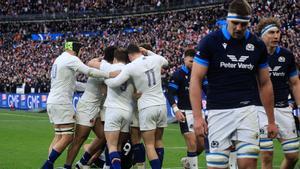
[155,128,165,167]
[131,110,146,169]
[64,124,91,168]
[235,106,260,169]
[257,106,274,169]
[141,129,161,169]
[105,131,121,169]
[276,107,299,169]
[48,134,62,155]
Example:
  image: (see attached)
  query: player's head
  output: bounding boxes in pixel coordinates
[227,0,251,39]
[257,17,281,48]
[64,38,83,57]
[140,43,153,51]
[184,49,196,69]
[127,44,141,62]
[104,46,117,64]
[114,48,129,64]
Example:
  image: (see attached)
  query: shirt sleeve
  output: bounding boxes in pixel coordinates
[105,66,131,88]
[258,41,269,69]
[149,51,169,67]
[193,35,211,67]
[166,72,180,106]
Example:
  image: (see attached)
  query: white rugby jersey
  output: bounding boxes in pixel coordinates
[103,63,134,111]
[78,77,105,106]
[47,52,108,105]
[105,52,168,110]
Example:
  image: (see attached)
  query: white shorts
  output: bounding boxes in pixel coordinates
[104,108,132,133]
[76,101,101,127]
[47,104,75,125]
[257,106,298,140]
[207,105,259,152]
[100,107,106,122]
[131,109,139,128]
[139,105,167,131]
[179,110,194,134]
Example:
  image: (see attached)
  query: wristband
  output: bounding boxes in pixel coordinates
[173,106,180,113]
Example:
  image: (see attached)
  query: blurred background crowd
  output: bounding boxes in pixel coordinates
[0,0,299,93]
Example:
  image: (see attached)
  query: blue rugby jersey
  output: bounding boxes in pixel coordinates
[166,65,208,110]
[194,26,269,109]
[256,46,298,108]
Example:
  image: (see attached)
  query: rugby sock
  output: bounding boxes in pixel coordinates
[109,151,121,169]
[63,164,71,169]
[93,156,105,168]
[79,151,91,165]
[187,152,198,169]
[42,149,61,169]
[105,147,111,166]
[155,148,164,166]
[133,143,146,164]
[149,159,161,169]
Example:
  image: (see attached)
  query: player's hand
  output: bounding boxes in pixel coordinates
[133,92,142,100]
[139,47,148,55]
[194,117,208,137]
[88,58,100,68]
[267,123,278,139]
[109,70,121,78]
[175,110,185,123]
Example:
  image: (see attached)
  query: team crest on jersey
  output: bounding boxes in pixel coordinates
[246,43,254,51]
[278,56,285,62]
[222,43,227,49]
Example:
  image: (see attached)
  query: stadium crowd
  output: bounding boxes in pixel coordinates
[0,0,299,93]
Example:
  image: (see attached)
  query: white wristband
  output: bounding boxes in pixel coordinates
[173,106,180,112]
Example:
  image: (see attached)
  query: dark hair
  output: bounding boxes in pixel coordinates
[229,0,252,16]
[184,49,196,58]
[114,48,129,63]
[140,43,153,51]
[104,46,117,64]
[256,17,281,34]
[127,44,140,54]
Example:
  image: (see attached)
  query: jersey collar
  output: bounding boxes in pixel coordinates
[181,65,189,74]
[275,46,281,54]
[221,25,250,41]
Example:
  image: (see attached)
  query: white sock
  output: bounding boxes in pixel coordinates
[188,156,198,169]
[229,151,238,169]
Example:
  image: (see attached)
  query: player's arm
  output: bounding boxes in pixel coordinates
[71,57,110,78]
[288,53,300,107]
[166,73,185,122]
[105,68,130,88]
[257,64,277,138]
[75,81,86,92]
[88,58,101,69]
[145,49,169,67]
[190,58,208,136]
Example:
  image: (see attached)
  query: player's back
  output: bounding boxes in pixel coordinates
[104,63,134,111]
[47,52,80,105]
[128,55,167,110]
[79,77,105,105]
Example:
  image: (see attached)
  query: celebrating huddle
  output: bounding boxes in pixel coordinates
[41,0,299,169]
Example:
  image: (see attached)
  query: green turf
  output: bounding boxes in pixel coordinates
[0,109,299,169]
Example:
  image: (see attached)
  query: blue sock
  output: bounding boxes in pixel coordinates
[93,157,105,168]
[109,151,121,169]
[132,143,146,164]
[150,159,161,169]
[41,161,53,169]
[63,164,71,169]
[80,151,91,165]
[187,151,198,157]
[41,149,61,169]
[155,148,164,166]
[105,147,111,166]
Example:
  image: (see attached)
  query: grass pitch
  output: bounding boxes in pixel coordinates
[0,109,299,169]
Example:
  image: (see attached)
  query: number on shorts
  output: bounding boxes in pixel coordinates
[123,142,131,156]
[51,64,57,79]
[145,69,156,87]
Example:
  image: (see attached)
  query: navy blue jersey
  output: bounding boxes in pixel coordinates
[194,26,268,109]
[256,46,298,107]
[166,65,192,110]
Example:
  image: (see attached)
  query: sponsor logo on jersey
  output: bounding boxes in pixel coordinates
[211,141,219,148]
[220,55,254,70]
[246,43,255,51]
[278,56,285,62]
[269,66,285,77]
